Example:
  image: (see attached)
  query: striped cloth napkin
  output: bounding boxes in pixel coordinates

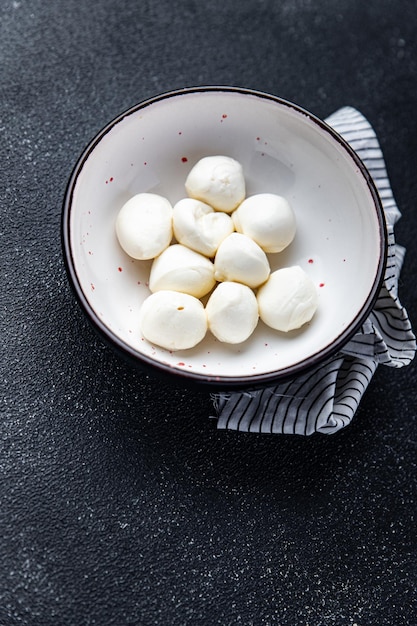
[212,106,416,435]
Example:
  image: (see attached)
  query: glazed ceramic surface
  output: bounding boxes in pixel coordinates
[62,87,386,387]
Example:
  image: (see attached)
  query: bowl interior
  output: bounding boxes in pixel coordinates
[64,88,385,386]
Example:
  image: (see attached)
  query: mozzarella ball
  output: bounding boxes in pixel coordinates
[149,244,215,299]
[206,282,259,344]
[185,155,245,213]
[173,198,234,257]
[232,193,296,253]
[214,233,270,288]
[115,193,173,260]
[257,266,318,332]
[139,291,207,351]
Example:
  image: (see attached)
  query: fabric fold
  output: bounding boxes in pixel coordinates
[212,106,416,435]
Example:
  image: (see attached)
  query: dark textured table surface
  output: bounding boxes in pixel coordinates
[2,2,417,625]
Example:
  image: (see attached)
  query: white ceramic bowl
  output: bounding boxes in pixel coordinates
[62,87,386,388]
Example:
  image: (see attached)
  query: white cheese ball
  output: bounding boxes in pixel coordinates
[185,155,245,213]
[214,233,270,288]
[232,193,296,253]
[115,193,173,260]
[257,266,318,332]
[149,244,215,299]
[206,282,259,344]
[173,198,234,257]
[139,291,207,351]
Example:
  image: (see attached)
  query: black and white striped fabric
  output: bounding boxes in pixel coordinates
[212,107,416,435]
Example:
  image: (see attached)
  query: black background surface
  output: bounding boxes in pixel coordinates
[1,1,417,625]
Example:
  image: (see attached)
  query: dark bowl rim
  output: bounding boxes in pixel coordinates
[61,85,388,390]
